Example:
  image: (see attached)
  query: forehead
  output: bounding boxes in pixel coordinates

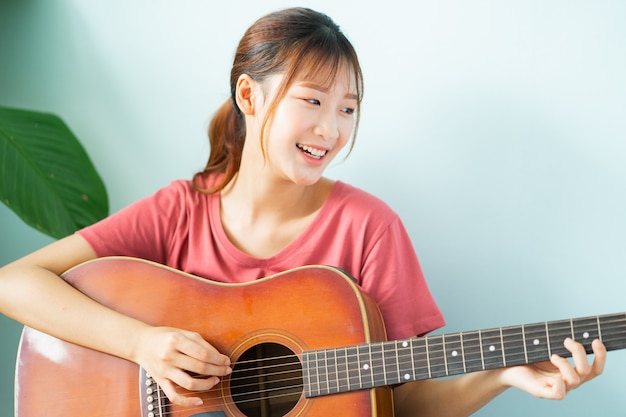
[293,61,358,96]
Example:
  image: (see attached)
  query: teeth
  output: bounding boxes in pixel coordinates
[297,144,327,159]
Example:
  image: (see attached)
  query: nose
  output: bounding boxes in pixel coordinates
[313,110,340,141]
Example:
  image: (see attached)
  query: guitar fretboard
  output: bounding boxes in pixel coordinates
[302,312,626,398]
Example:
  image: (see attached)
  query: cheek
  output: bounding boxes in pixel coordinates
[271,105,310,135]
[337,119,355,146]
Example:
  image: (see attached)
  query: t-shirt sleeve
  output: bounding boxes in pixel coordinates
[77,181,186,264]
[359,216,445,340]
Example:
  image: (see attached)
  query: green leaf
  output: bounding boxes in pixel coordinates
[0,106,108,239]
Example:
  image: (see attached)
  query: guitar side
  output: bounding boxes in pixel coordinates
[15,257,393,417]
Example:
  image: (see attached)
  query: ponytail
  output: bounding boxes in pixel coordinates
[193,99,245,193]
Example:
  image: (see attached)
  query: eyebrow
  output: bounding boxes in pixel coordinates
[297,81,358,101]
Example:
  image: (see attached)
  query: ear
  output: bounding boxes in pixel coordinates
[235,74,257,115]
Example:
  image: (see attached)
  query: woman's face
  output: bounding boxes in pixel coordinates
[246,67,358,186]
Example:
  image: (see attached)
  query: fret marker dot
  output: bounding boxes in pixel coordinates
[489,345,495,352]
[583,332,590,339]
[533,339,540,346]
[402,341,409,348]
[363,364,370,370]
[404,373,410,380]
[451,350,458,357]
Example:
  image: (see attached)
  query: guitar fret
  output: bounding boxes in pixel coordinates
[397,340,413,382]
[382,342,397,385]
[460,332,467,374]
[322,349,331,395]
[521,324,529,364]
[427,335,447,378]
[481,328,504,369]
[502,326,526,366]
[314,350,322,397]
[412,337,430,380]
[336,347,348,392]
[425,337,432,379]
[444,333,465,375]
[346,346,360,392]
[370,343,386,387]
[462,331,483,373]
[524,322,549,362]
[442,334,449,376]
[548,320,569,357]
[325,348,339,394]
[409,339,417,381]
[545,322,552,357]
[357,344,374,389]
[304,351,319,397]
[499,328,506,367]
[393,341,401,382]
[479,330,485,370]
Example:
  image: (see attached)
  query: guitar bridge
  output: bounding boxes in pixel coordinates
[139,367,167,417]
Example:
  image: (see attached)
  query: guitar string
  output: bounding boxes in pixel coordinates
[227,315,626,372]
[184,314,626,384]
[229,323,626,389]
[140,317,626,415]
[148,316,626,397]
[147,328,626,417]
[37,317,624,415]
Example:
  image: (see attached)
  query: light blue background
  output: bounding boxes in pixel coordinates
[1,1,625,416]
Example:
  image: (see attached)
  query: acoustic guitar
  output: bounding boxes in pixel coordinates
[15,257,626,417]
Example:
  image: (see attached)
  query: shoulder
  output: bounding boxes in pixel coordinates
[120,179,215,225]
[329,181,399,222]
[152,178,213,205]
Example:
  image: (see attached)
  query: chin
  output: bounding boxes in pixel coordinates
[290,174,323,187]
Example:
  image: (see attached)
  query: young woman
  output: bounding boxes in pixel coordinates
[0,7,606,416]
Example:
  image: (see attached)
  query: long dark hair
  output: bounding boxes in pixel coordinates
[193,7,364,193]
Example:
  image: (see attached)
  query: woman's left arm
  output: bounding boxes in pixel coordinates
[393,337,607,417]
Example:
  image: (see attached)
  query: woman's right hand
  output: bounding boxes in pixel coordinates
[0,234,232,408]
[132,326,232,407]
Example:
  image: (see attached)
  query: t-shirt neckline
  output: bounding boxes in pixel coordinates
[209,180,344,267]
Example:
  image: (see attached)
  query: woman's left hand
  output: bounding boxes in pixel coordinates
[499,337,607,399]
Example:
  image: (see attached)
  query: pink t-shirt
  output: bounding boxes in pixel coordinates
[78,177,444,340]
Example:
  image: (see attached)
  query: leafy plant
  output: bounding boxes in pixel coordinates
[0,106,108,239]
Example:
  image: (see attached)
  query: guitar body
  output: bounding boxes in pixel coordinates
[15,257,393,417]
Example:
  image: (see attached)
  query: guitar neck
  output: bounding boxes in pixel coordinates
[303,312,626,397]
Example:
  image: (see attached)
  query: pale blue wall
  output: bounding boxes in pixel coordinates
[1,1,625,416]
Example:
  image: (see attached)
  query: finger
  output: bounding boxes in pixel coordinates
[181,330,229,358]
[174,332,232,376]
[549,351,581,389]
[157,377,206,407]
[167,367,223,393]
[545,375,567,400]
[179,330,231,364]
[564,338,591,380]
[175,351,233,378]
[589,339,607,377]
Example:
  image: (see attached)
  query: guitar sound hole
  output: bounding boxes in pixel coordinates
[231,342,303,417]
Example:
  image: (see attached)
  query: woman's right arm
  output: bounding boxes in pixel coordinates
[0,234,231,407]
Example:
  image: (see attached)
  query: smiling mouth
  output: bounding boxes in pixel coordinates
[296,144,328,159]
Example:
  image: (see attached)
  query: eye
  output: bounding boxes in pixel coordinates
[305,99,320,106]
[341,107,355,115]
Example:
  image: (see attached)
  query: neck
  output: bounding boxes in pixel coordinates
[222,170,320,222]
[218,168,333,258]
